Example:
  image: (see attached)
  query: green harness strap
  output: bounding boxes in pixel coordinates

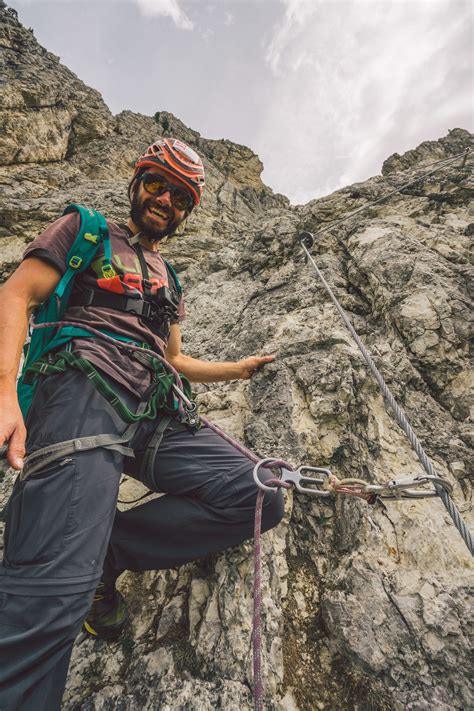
[26,350,192,424]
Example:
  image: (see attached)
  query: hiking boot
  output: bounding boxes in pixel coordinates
[83,580,128,641]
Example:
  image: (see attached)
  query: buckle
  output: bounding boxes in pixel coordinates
[69,255,83,269]
[142,279,153,295]
[124,298,153,318]
[101,261,116,279]
[140,301,153,318]
[124,297,143,316]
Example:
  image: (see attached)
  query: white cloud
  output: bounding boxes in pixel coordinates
[136,0,194,30]
[224,11,235,26]
[200,27,215,43]
[265,0,317,73]
[258,0,473,203]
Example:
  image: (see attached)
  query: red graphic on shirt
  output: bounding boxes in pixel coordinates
[97,275,126,294]
[96,273,167,296]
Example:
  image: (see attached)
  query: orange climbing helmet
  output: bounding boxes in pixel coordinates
[133,138,205,207]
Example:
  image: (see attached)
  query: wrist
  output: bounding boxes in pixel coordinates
[0,378,19,397]
[228,361,244,379]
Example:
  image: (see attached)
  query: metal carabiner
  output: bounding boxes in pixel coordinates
[366,474,453,499]
[171,383,200,426]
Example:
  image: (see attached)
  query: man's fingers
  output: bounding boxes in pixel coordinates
[254,355,276,370]
[7,425,26,470]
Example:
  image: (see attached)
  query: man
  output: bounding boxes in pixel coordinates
[0,138,284,710]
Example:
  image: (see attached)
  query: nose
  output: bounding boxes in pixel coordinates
[156,190,172,207]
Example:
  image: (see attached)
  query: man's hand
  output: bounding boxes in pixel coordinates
[237,355,275,380]
[0,257,61,471]
[166,326,276,383]
[0,397,26,470]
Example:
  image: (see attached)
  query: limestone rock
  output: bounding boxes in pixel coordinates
[382,128,474,175]
[0,4,472,710]
[0,7,114,167]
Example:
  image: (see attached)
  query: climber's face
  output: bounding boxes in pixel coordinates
[130,167,191,242]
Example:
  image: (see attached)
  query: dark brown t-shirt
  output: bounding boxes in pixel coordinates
[23,212,185,397]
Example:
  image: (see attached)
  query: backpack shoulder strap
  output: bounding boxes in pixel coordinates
[163,258,183,297]
[17,205,111,418]
[56,204,112,300]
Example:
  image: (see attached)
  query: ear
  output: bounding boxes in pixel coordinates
[128,169,146,201]
[128,178,137,201]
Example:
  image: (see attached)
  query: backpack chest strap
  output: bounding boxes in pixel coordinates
[69,288,156,319]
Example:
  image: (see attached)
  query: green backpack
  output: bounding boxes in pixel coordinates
[17,204,113,417]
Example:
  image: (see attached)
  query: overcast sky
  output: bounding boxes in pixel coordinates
[9,0,474,204]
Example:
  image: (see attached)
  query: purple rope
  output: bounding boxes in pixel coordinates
[252,461,293,710]
[200,416,260,463]
[253,477,292,711]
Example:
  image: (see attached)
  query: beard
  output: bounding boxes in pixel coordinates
[130,192,184,242]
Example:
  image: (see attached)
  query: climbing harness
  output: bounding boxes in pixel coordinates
[20,320,198,483]
[68,234,182,343]
[13,205,194,509]
[15,201,192,490]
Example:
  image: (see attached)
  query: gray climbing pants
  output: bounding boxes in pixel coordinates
[0,370,284,710]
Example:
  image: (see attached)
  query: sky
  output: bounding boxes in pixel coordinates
[8,0,474,204]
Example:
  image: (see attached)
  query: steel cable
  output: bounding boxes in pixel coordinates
[309,148,470,241]
[300,239,473,556]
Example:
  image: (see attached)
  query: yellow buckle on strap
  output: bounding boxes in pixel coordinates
[101,262,116,279]
[69,255,83,269]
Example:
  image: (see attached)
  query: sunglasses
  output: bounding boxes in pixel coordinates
[139,172,193,212]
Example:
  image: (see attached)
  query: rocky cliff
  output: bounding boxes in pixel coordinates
[0,4,473,710]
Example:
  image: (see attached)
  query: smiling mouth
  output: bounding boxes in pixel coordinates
[147,205,170,221]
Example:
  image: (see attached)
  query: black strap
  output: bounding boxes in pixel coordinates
[139,415,173,490]
[119,223,150,284]
[133,241,163,300]
[69,288,154,318]
[133,243,150,281]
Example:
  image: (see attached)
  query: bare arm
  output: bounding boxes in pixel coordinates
[0,257,62,469]
[165,323,275,383]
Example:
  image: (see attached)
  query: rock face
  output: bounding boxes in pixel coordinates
[0,4,473,710]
